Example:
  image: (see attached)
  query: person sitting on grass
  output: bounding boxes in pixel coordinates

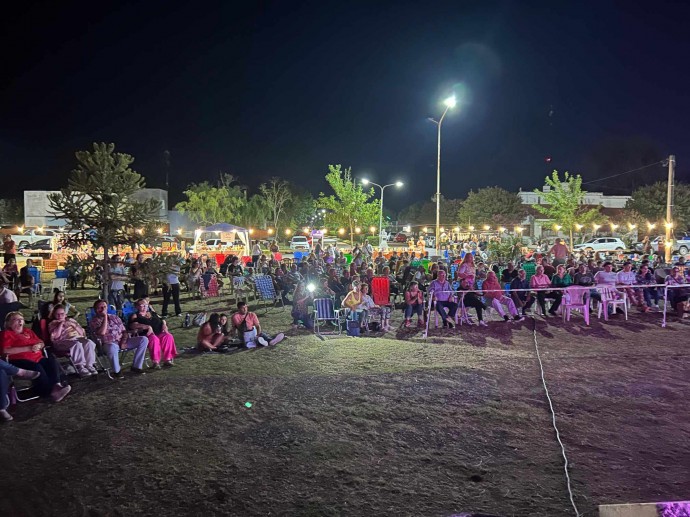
[359,283,391,331]
[231,301,285,348]
[0,358,41,422]
[49,304,98,377]
[197,313,227,351]
[403,281,425,328]
[0,312,71,402]
[483,271,522,322]
[89,300,149,378]
[128,298,177,369]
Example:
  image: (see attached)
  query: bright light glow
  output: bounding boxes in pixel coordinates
[628,223,636,230]
[498,227,506,233]
[483,225,490,231]
[454,227,460,232]
[177,228,183,235]
[136,228,143,235]
[647,222,656,230]
[514,226,524,233]
[369,226,377,233]
[322,228,328,235]
[249,228,254,235]
[157,228,163,234]
[355,227,361,234]
[307,283,316,292]
[361,178,370,185]
[665,240,673,247]
[338,228,346,235]
[444,95,457,108]
[285,229,292,236]
[440,227,446,232]
[17,226,24,232]
[404,226,411,232]
[611,224,619,230]
[665,222,673,229]
[303,227,310,234]
[321,209,326,214]
[267,228,274,235]
[592,224,601,231]
[553,224,562,231]
[395,181,404,188]
[469,226,475,231]
[575,224,583,230]
[215,231,221,235]
[422,227,428,233]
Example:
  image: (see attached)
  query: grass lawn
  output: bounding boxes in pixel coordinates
[1,287,689,516]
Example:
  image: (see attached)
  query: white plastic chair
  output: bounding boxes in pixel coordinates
[562,286,591,325]
[597,287,628,321]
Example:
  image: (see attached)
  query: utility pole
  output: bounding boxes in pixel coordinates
[665,154,675,264]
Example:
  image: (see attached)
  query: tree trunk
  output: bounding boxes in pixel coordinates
[569,228,574,249]
[101,244,110,301]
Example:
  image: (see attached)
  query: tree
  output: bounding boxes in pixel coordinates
[457,187,526,226]
[0,199,23,225]
[48,142,162,297]
[532,170,601,247]
[317,165,380,245]
[626,181,690,230]
[175,174,246,225]
[259,177,293,235]
[240,194,269,229]
[398,196,462,225]
[284,191,316,229]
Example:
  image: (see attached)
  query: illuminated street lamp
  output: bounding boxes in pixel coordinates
[428,94,457,255]
[360,178,404,248]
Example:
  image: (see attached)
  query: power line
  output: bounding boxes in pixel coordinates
[581,160,666,186]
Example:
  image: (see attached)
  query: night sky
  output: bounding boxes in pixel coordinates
[2,0,689,212]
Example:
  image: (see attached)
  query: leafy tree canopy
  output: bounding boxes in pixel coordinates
[175,173,246,226]
[626,181,690,230]
[457,187,525,226]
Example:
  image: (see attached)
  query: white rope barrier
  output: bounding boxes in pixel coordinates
[531,317,581,516]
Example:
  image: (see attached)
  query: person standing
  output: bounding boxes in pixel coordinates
[108,255,128,311]
[250,241,262,269]
[549,238,569,266]
[161,260,182,317]
[3,235,16,265]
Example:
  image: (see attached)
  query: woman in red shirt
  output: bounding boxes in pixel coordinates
[0,312,71,402]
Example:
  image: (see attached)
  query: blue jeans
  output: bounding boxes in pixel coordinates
[642,287,659,306]
[9,357,62,398]
[435,300,458,320]
[0,359,20,410]
[404,303,424,319]
[103,336,148,373]
[292,310,314,329]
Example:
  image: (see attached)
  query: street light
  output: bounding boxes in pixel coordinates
[360,178,404,249]
[428,94,457,255]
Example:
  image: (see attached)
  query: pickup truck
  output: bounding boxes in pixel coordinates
[634,234,690,256]
[11,229,60,249]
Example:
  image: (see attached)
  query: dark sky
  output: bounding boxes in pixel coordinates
[2,0,689,212]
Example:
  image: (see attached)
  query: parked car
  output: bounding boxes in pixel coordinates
[204,239,228,248]
[634,234,690,255]
[573,237,627,253]
[290,235,311,251]
[391,232,408,243]
[18,238,54,253]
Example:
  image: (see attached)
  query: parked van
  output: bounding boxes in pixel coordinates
[290,236,311,251]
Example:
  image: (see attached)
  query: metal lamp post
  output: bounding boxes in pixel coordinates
[428,95,457,255]
[360,178,404,249]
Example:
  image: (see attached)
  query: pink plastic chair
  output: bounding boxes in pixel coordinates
[561,286,591,325]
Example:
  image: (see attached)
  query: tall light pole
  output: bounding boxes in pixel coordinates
[360,178,404,249]
[428,95,457,255]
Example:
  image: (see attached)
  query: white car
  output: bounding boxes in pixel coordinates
[573,237,627,252]
[290,236,311,251]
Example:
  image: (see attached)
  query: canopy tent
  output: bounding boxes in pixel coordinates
[195,223,250,256]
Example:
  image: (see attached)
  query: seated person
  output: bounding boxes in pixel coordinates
[49,304,98,377]
[510,268,535,316]
[635,264,659,309]
[0,279,18,304]
[342,281,365,323]
[530,265,562,317]
[187,259,203,291]
[541,257,556,278]
[483,271,522,322]
[197,313,227,351]
[231,301,285,348]
[458,277,488,327]
[500,262,518,284]
[18,259,35,294]
[359,283,391,331]
[551,264,573,288]
[89,300,149,378]
[227,257,244,277]
[427,270,457,328]
[666,266,690,317]
[0,358,41,422]
[48,290,79,319]
[128,298,177,368]
[0,312,71,402]
[616,261,647,311]
[291,282,314,330]
[2,257,19,291]
[403,281,425,328]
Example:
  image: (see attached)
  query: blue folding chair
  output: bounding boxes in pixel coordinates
[293,251,304,262]
[313,298,344,336]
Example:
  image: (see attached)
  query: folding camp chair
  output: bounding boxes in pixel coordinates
[42,277,68,299]
[85,306,136,380]
[199,274,220,299]
[313,298,344,336]
[254,275,284,313]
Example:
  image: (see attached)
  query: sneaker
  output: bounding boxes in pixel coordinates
[78,369,93,378]
[257,336,269,346]
[0,409,13,422]
[404,320,411,328]
[150,362,162,370]
[163,360,174,368]
[478,320,488,327]
[130,367,147,375]
[268,333,285,346]
[112,370,124,379]
[88,367,99,375]
[514,315,525,322]
[16,369,41,380]
[246,342,257,349]
[445,318,455,328]
[51,384,72,403]
[503,315,510,322]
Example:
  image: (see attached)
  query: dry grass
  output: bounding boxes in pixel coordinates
[1,288,689,516]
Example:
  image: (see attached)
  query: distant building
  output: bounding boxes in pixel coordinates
[518,186,632,240]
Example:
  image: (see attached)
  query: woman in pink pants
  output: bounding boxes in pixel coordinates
[128,299,177,369]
